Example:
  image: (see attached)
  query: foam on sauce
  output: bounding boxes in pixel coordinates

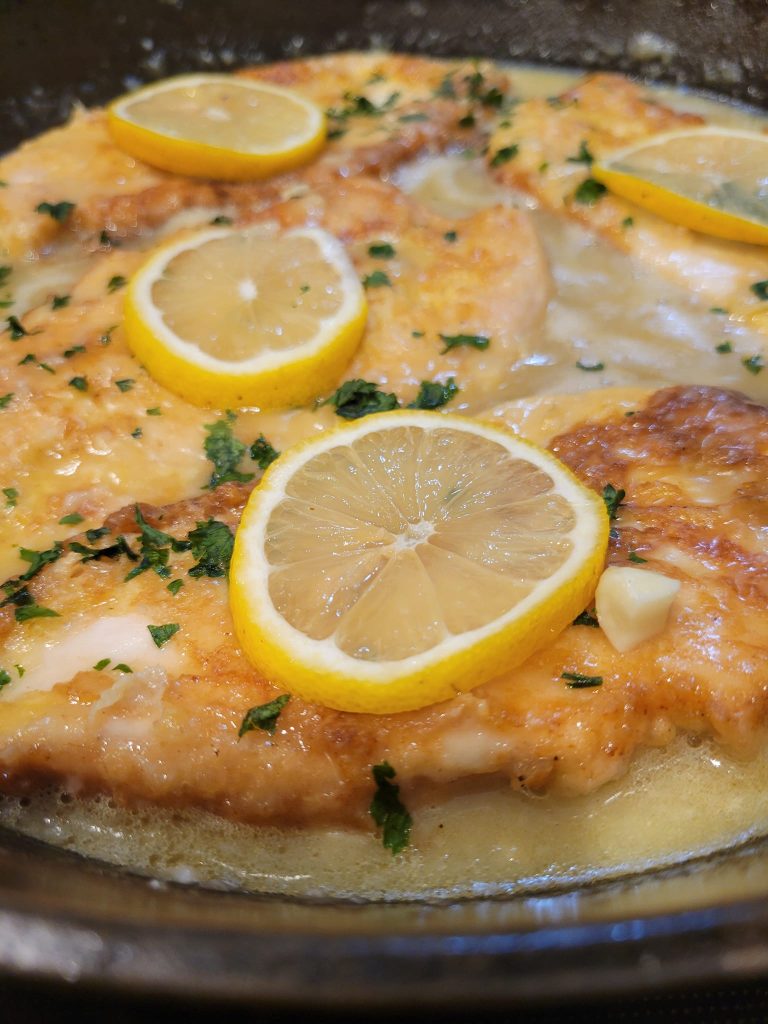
[2,64,768,899]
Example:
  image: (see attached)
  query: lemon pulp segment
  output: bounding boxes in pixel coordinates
[230,411,609,713]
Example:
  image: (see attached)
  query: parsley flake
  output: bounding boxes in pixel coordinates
[99,325,118,345]
[210,215,233,226]
[238,693,291,737]
[167,579,184,596]
[115,378,134,392]
[562,672,603,689]
[573,178,607,205]
[113,663,133,673]
[490,144,518,168]
[573,609,599,627]
[370,761,412,855]
[439,333,490,353]
[51,294,70,310]
[68,376,88,392]
[743,354,764,375]
[322,379,399,420]
[148,623,180,648]
[93,658,111,671]
[59,513,84,526]
[398,112,429,123]
[0,669,11,690]
[124,505,188,583]
[362,269,392,288]
[35,200,75,222]
[458,112,476,129]
[0,393,13,409]
[187,519,235,578]
[249,434,280,470]
[15,604,60,623]
[621,216,635,228]
[408,377,459,410]
[566,140,594,165]
[107,275,127,294]
[710,307,728,315]
[6,315,39,340]
[203,419,254,489]
[146,407,162,416]
[750,280,768,301]
[628,550,647,564]
[576,359,604,372]
[444,230,458,242]
[602,483,626,520]
[715,341,733,354]
[3,487,18,508]
[368,242,396,259]
[0,266,11,287]
[131,427,142,439]
[63,344,86,358]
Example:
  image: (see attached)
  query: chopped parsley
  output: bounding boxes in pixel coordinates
[742,354,764,375]
[0,393,12,409]
[167,579,184,596]
[710,307,728,315]
[621,216,635,228]
[327,91,399,121]
[750,280,768,300]
[131,427,143,439]
[562,672,603,689]
[408,377,459,410]
[573,178,607,205]
[146,407,162,416]
[99,325,118,345]
[0,266,11,287]
[69,535,137,565]
[15,603,60,623]
[68,376,88,392]
[51,294,70,310]
[465,70,505,107]
[715,341,733,354]
[107,275,127,294]
[575,359,604,372]
[113,663,133,673]
[321,378,399,420]
[98,230,113,247]
[3,487,18,508]
[398,112,429,123]
[210,215,233,226]
[115,378,134,392]
[566,140,594,165]
[6,315,38,340]
[203,419,254,489]
[362,270,392,288]
[489,144,518,168]
[148,623,180,648]
[368,242,395,259]
[370,761,412,855]
[249,434,280,470]
[439,333,490,353]
[573,609,599,627]
[64,344,86,358]
[124,505,188,582]
[434,74,457,99]
[59,513,84,526]
[238,693,291,738]
[0,669,11,690]
[628,550,647,564]
[411,330,425,338]
[93,658,111,671]
[187,518,235,578]
[13,664,24,678]
[458,112,475,129]
[602,483,626,520]
[35,200,75,222]
[444,230,458,243]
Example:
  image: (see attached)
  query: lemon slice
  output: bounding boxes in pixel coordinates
[592,128,768,245]
[230,411,609,713]
[124,225,367,409]
[107,73,326,180]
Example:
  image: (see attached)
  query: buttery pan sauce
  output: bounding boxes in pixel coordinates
[1,65,767,899]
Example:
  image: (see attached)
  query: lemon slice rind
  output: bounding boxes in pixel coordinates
[107,74,326,180]
[124,225,368,409]
[230,410,609,714]
[592,127,768,246]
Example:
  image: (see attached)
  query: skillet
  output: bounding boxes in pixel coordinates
[1,0,768,1007]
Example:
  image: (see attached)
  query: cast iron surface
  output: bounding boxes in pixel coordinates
[1,0,768,1006]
